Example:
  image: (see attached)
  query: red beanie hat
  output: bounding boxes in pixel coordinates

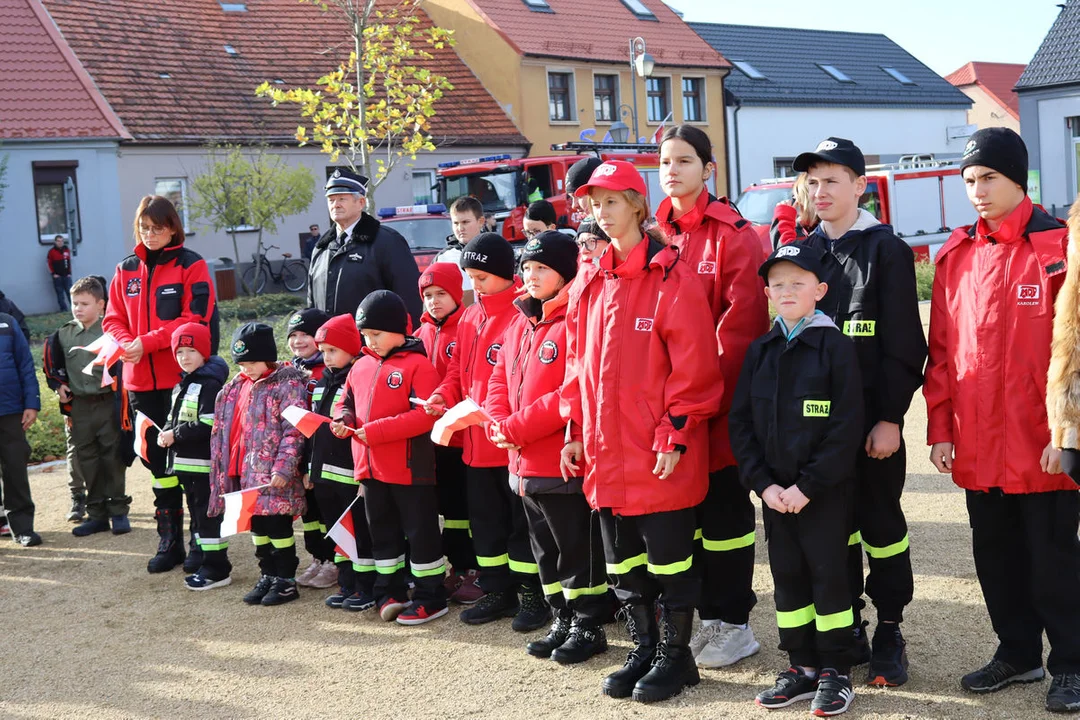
[171,322,211,360]
[314,314,362,358]
[419,262,464,307]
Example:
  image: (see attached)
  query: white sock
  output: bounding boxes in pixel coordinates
[701,618,721,627]
[721,621,748,630]
[799,667,817,679]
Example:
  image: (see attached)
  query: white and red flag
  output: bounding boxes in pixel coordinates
[219,484,269,537]
[133,410,158,463]
[325,496,362,565]
[651,111,674,144]
[281,405,332,438]
[70,333,123,387]
[431,397,494,447]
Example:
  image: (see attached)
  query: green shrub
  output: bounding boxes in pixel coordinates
[915,259,935,302]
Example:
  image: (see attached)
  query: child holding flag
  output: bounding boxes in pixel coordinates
[332,291,446,625]
[158,322,230,589]
[208,323,307,606]
[305,314,376,611]
[416,262,481,604]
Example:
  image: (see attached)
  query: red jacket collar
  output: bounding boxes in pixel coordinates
[657,188,710,236]
[514,283,570,325]
[475,277,524,316]
[420,302,463,331]
[976,196,1033,245]
[133,237,184,262]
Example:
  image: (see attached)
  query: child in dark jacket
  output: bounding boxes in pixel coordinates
[333,291,445,625]
[0,310,41,546]
[159,322,231,590]
[487,231,608,664]
[730,243,863,716]
[308,314,376,612]
[287,307,338,591]
[415,262,480,604]
[209,323,307,607]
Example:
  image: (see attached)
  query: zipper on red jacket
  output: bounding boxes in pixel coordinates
[431,325,441,368]
[145,262,158,388]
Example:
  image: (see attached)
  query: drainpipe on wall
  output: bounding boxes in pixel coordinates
[730,97,743,196]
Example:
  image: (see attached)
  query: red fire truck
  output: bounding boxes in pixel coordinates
[735,155,969,260]
[436,143,706,241]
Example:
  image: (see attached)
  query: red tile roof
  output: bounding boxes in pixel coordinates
[945,61,1024,120]
[465,0,726,69]
[0,0,129,140]
[38,0,527,146]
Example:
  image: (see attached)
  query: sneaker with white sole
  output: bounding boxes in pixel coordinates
[961,659,1045,693]
[309,561,339,589]
[811,669,854,716]
[689,622,722,657]
[756,666,818,709]
[396,600,449,625]
[379,597,408,621]
[696,622,760,668]
[295,560,322,587]
[185,570,233,591]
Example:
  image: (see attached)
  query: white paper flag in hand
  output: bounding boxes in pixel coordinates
[219,485,269,537]
[325,496,362,565]
[133,410,158,463]
[431,397,494,447]
[281,405,332,438]
[70,333,123,387]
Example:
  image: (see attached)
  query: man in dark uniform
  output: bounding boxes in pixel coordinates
[306,168,422,323]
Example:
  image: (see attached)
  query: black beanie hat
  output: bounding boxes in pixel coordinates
[286,307,332,338]
[520,230,579,284]
[460,232,516,281]
[566,157,605,195]
[356,290,409,335]
[960,127,1028,190]
[575,218,610,242]
[231,322,278,363]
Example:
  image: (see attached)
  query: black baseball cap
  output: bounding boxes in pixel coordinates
[759,243,828,282]
[792,137,866,177]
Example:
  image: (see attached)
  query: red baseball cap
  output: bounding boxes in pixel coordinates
[419,262,464,308]
[573,160,647,197]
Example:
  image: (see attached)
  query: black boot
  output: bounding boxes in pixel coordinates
[552,617,608,665]
[146,508,186,573]
[526,610,572,658]
[602,604,658,698]
[631,607,700,703]
[184,535,203,574]
[67,492,86,523]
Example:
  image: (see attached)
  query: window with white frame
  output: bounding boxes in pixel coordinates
[155,177,189,231]
[646,76,670,123]
[594,74,618,122]
[682,77,704,122]
[412,170,435,205]
[548,71,574,122]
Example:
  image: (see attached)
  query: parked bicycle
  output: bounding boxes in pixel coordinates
[242,240,307,295]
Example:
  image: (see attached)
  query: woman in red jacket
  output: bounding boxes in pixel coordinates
[655,125,769,670]
[103,196,216,574]
[486,230,608,665]
[561,160,723,704]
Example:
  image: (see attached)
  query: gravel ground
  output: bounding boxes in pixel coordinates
[0,305,1061,719]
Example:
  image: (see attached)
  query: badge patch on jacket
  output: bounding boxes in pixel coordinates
[635,318,654,331]
[697,261,715,275]
[843,320,875,337]
[803,400,831,417]
[126,278,141,297]
[486,343,501,366]
[1017,284,1041,306]
[348,253,363,262]
[445,341,456,359]
[538,340,558,364]
[387,371,403,389]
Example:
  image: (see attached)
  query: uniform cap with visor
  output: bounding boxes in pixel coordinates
[325,168,369,197]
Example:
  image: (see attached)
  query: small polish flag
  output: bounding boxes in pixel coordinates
[70,333,123,387]
[133,410,158,463]
[325,496,362,565]
[281,405,332,438]
[431,397,494,447]
[652,111,673,144]
[219,484,269,538]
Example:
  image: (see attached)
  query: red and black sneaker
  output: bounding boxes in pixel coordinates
[396,600,449,626]
[755,666,818,709]
[378,597,408,622]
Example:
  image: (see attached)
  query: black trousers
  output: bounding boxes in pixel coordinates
[766,488,854,673]
[181,471,230,576]
[847,437,913,623]
[967,489,1080,675]
[250,514,299,579]
[466,465,539,594]
[523,492,607,620]
[301,487,335,563]
[0,413,34,535]
[599,506,699,610]
[436,446,476,572]
[313,479,374,596]
[363,480,446,605]
[696,466,758,623]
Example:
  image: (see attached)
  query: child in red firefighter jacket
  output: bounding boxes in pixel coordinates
[334,290,445,625]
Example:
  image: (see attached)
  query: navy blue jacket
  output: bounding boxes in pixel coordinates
[0,312,40,415]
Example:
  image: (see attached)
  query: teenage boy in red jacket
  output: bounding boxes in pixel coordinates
[427,233,547,631]
[416,262,481,604]
[925,127,1080,713]
[334,290,445,625]
[487,231,608,665]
